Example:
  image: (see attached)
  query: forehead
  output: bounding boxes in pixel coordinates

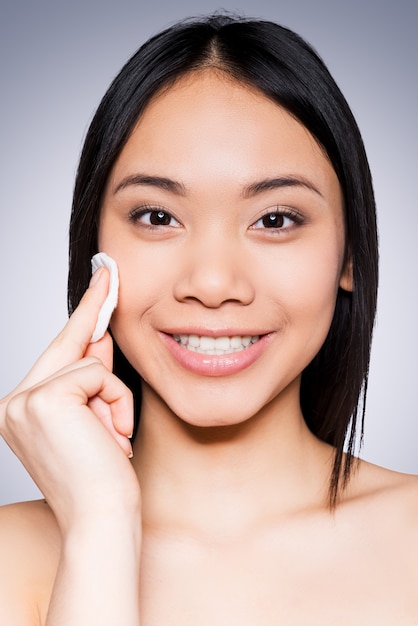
[108,70,340,202]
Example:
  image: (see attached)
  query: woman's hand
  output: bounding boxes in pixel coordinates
[0,267,139,531]
[0,267,142,623]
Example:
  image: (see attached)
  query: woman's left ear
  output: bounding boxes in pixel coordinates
[339,256,353,292]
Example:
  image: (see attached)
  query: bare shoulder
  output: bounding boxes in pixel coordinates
[342,460,418,561]
[350,458,418,512]
[0,499,60,624]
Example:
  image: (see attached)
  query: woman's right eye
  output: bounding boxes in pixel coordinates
[128,207,181,228]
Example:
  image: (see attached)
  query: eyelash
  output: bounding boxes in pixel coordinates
[128,205,181,229]
[128,205,304,232]
[250,207,304,232]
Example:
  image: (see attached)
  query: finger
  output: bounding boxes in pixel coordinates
[5,361,134,456]
[58,360,133,438]
[49,266,111,360]
[27,353,132,449]
[11,267,111,394]
[59,361,134,456]
[85,331,113,372]
[16,356,104,391]
[88,395,133,457]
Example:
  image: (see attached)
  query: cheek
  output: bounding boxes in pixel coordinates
[266,237,344,349]
[113,252,169,315]
[106,241,180,352]
[267,233,343,299]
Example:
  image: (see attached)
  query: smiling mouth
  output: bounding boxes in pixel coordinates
[172,334,260,355]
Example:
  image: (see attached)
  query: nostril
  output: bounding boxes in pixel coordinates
[173,256,255,308]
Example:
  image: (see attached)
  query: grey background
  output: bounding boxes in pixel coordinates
[1,0,417,504]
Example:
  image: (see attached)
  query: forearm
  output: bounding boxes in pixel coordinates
[46,512,141,625]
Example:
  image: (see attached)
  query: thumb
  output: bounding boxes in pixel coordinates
[12,267,111,394]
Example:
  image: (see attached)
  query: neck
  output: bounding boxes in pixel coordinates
[132,381,334,538]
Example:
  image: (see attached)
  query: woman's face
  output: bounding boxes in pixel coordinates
[99,71,351,427]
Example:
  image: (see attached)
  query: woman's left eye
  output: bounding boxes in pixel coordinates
[129,207,181,228]
[251,209,301,231]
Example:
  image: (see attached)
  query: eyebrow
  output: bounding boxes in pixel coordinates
[242,176,323,199]
[113,172,323,199]
[113,174,187,196]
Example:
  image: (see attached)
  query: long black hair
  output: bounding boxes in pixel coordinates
[68,14,378,505]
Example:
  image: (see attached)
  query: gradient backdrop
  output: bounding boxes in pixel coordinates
[1,0,417,504]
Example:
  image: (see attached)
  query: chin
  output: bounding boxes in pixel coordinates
[163,386,279,432]
[174,412,257,442]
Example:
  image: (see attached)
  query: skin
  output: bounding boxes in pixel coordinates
[0,71,417,625]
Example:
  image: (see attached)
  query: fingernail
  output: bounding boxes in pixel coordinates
[89,266,104,288]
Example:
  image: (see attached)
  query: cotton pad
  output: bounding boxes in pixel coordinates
[90,252,119,343]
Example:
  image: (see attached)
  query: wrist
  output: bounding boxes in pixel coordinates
[62,502,141,543]
[48,509,141,625]
[52,484,141,534]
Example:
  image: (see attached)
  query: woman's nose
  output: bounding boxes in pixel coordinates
[173,237,255,308]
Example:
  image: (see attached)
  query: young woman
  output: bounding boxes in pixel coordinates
[0,13,417,625]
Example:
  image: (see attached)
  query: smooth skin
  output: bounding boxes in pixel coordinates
[0,71,418,625]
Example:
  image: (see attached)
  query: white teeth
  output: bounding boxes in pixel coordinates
[188,334,200,348]
[172,334,261,355]
[214,337,230,351]
[200,336,215,351]
[230,336,242,349]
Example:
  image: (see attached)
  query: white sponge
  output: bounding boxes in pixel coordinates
[90,252,119,343]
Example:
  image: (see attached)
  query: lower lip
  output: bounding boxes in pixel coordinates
[159,333,273,377]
